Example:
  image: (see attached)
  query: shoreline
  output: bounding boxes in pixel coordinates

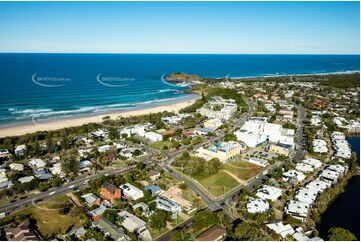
[0,95,200,138]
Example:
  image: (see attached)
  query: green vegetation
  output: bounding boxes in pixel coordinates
[223,159,264,181]
[328,227,357,241]
[319,73,360,88]
[196,170,239,197]
[193,209,219,231]
[181,87,247,113]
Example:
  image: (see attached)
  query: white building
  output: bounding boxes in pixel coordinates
[98,145,112,153]
[246,197,269,214]
[155,195,182,216]
[119,124,147,137]
[120,183,144,200]
[29,158,46,169]
[49,163,65,178]
[195,141,242,163]
[196,96,237,121]
[118,211,147,233]
[295,188,318,205]
[306,179,331,193]
[319,169,341,184]
[312,139,328,154]
[15,145,26,156]
[18,176,35,184]
[203,118,223,131]
[144,132,163,142]
[295,163,314,173]
[266,222,295,239]
[282,170,306,183]
[9,163,24,171]
[234,119,295,148]
[248,157,269,167]
[256,185,283,201]
[284,200,310,221]
[301,158,322,169]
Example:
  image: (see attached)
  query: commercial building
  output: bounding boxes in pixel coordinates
[196,96,237,121]
[234,118,295,148]
[203,118,223,131]
[195,141,242,163]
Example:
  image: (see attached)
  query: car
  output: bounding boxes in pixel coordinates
[69,185,75,189]
[49,191,56,195]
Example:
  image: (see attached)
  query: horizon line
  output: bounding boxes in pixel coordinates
[0,52,360,55]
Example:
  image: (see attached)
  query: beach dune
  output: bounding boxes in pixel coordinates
[0,98,198,138]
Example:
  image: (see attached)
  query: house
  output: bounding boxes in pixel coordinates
[143,185,161,197]
[33,169,53,180]
[49,163,65,177]
[155,195,182,216]
[119,124,146,137]
[97,145,112,153]
[295,163,314,173]
[284,200,310,221]
[301,158,322,169]
[295,188,318,205]
[9,163,24,171]
[148,170,161,180]
[79,160,92,169]
[132,202,153,217]
[194,127,213,135]
[0,148,11,160]
[88,205,107,220]
[29,158,46,169]
[92,218,128,241]
[256,185,283,201]
[120,183,144,200]
[312,139,328,154]
[4,220,39,241]
[282,170,305,183]
[118,210,147,233]
[246,197,269,214]
[195,141,242,163]
[195,225,226,241]
[103,154,117,164]
[18,176,35,184]
[305,179,331,193]
[89,129,108,139]
[14,145,26,156]
[266,222,295,239]
[196,96,237,121]
[100,182,121,204]
[81,193,101,206]
[160,186,191,209]
[144,132,163,142]
[67,226,87,240]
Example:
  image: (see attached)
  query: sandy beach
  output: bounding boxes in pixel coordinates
[0,97,199,138]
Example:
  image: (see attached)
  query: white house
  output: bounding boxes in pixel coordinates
[15,145,26,156]
[284,200,310,221]
[29,158,46,169]
[144,132,163,142]
[9,163,24,171]
[98,145,112,153]
[295,188,318,205]
[282,170,305,183]
[118,211,147,233]
[246,198,269,214]
[155,195,182,216]
[266,222,295,239]
[256,185,283,201]
[120,183,144,200]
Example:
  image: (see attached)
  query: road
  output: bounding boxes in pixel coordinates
[0,165,136,215]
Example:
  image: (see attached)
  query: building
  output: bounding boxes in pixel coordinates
[81,193,101,206]
[92,218,128,241]
[118,211,147,233]
[160,186,191,209]
[282,170,306,183]
[88,205,107,220]
[305,179,331,193]
[284,200,310,221]
[269,144,290,156]
[234,119,294,148]
[248,157,269,167]
[14,145,26,156]
[4,220,39,241]
[295,188,318,205]
[203,118,223,131]
[49,163,65,178]
[144,132,163,142]
[256,185,283,201]
[195,225,226,241]
[295,163,314,173]
[148,170,161,180]
[143,185,161,197]
[9,163,24,171]
[119,124,146,137]
[195,141,242,163]
[155,195,182,216]
[28,158,46,169]
[33,169,53,180]
[18,176,35,184]
[120,183,144,200]
[97,145,112,153]
[301,158,322,169]
[266,222,295,239]
[196,96,237,121]
[100,182,121,204]
[312,139,328,154]
[246,197,269,214]
[0,148,11,160]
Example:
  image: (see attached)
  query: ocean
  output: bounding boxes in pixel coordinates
[0,54,359,126]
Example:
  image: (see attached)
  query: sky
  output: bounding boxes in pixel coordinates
[0,1,359,54]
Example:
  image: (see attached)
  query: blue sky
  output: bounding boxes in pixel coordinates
[0,1,359,54]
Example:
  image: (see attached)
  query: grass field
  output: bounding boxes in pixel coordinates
[13,195,82,237]
[195,170,240,197]
[150,140,174,151]
[224,159,264,181]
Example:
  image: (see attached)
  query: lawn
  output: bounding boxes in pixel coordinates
[224,159,264,181]
[12,195,82,237]
[195,170,240,197]
[150,141,174,151]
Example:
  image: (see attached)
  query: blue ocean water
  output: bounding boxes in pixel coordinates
[0,54,359,126]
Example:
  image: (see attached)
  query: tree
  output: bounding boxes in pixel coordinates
[224,133,237,142]
[328,227,357,241]
[61,155,79,175]
[136,162,146,170]
[193,210,218,231]
[149,209,168,230]
[234,222,266,240]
